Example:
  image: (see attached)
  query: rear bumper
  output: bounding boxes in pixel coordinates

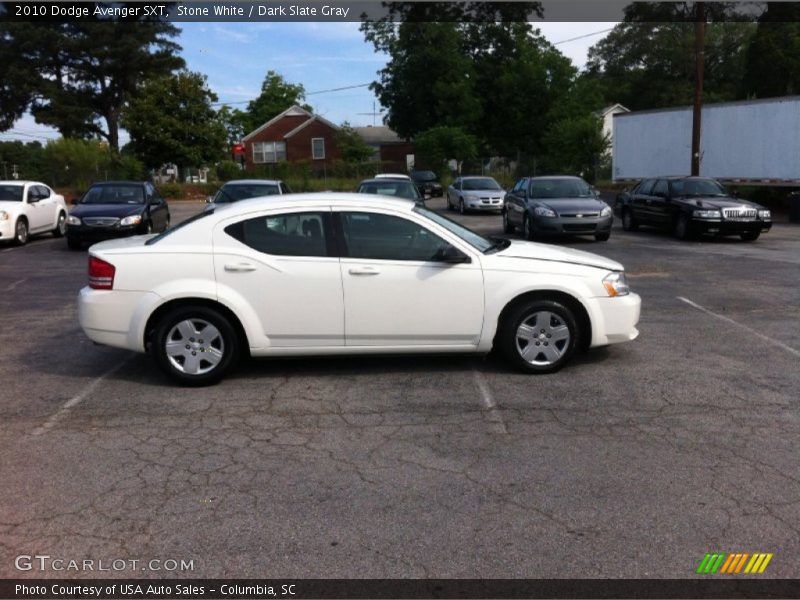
[78,286,157,352]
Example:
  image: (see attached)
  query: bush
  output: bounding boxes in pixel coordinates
[215,160,243,182]
[157,182,185,199]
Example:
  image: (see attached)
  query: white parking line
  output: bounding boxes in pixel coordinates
[4,278,26,291]
[677,296,800,358]
[31,357,132,436]
[472,366,507,434]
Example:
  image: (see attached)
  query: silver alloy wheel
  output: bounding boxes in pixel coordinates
[165,318,225,375]
[515,310,571,366]
[459,198,465,214]
[57,213,66,235]
[15,220,28,244]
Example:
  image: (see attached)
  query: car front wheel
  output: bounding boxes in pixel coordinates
[53,212,67,237]
[498,299,579,374]
[14,218,28,245]
[622,208,638,231]
[674,214,691,240]
[503,209,514,233]
[523,214,536,241]
[459,198,466,214]
[152,305,240,386]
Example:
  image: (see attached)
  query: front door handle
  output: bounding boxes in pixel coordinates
[348,266,380,276]
[224,262,257,272]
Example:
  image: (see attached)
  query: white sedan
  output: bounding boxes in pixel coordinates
[0,181,68,245]
[78,193,641,385]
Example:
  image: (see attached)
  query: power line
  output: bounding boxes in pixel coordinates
[552,27,615,46]
[211,82,373,106]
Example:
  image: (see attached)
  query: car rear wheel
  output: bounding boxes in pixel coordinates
[622,208,638,231]
[14,218,28,245]
[503,208,514,233]
[52,212,67,237]
[523,214,536,241]
[153,305,240,386]
[498,299,579,374]
[740,231,760,242]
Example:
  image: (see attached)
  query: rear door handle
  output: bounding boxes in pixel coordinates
[224,262,257,272]
[348,266,380,276]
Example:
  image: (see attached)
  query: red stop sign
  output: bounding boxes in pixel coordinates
[232,143,245,155]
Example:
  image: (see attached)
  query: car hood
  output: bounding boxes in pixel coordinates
[533,198,607,213]
[0,200,24,212]
[492,240,623,271]
[70,203,146,218]
[673,196,764,210]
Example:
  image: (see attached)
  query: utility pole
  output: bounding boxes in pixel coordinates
[691,1,706,176]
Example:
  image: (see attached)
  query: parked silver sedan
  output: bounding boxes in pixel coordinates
[446,176,505,214]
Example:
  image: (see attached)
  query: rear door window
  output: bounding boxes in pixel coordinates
[224,212,332,257]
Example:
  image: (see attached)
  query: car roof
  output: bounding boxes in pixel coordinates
[89,181,147,186]
[459,175,497,180]
[529,175,583,181]
[209,192,416,218]
[0,180,40,185]
[221,179,283,185]
[374,173,410,179]
[358,178,415,185]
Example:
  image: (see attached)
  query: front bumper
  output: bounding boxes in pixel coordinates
[67,223,142,244]
[690,218,771,236]
[0,219,14,240]
[532,214,614,236]
[466,198,503,211]
[590,292,641,347]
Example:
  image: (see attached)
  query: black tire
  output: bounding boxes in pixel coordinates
[14,218,28,246]
[523,214,536,241]
[459,198,466,215]
[740,231,760,242]
[621,208,638,232]
[67,237,83,250]
[163,215,171,231]
[595,231,611,242]
[445,195,452,210]
[674,214,691,240]
[52,211,67,237]
[503,208,514,233]
[152,305,240,386]
[498,299,580,374]
[146,220,154,234]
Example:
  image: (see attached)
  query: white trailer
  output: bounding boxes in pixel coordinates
[612,95,800,185]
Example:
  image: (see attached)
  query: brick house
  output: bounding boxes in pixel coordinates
[242,105,341,173]
[352,126,415,172]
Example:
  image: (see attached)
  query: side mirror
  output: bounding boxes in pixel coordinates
[434,245,471,264]
[519,189,528,199]
[206,196,214,204]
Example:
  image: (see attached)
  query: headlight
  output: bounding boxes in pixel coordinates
[0,210,9,222]
[603,272,630,297]
[758,210,771,219]
[534,206,557,218]
[693,209,721,218]
[66,215,81,226]
[119,215,142,226]
[600,205,613,217]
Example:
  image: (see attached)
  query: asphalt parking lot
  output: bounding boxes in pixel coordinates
[1,197,798,579]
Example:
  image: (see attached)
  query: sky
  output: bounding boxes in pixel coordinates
[1,21,618,146]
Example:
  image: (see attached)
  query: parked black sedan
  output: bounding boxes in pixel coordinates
[410,170,443,198]
[66,181,170,249]
[616,176,772,241]
[503,176,613,242]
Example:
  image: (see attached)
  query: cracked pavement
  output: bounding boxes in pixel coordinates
[0,200,798,579]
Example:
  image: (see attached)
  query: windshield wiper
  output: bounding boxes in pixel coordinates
[483,237,511,254]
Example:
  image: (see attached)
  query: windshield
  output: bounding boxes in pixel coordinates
[413,205,493,252]
[145,209,214,246]
[0,185,24,202]
[462,178,502,191]
[215,183,280,203]
[529,179,593,199]
[358,181,420,200]
[671,179,727,197]
[411,171,437,182]
[81,184,144,205]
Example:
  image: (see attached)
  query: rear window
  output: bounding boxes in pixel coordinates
[215,184,280,203]
[145,209,214,245]
[224,212,330,257]
[357,181,419,200]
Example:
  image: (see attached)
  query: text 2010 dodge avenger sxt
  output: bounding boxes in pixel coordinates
[78,193,641,385]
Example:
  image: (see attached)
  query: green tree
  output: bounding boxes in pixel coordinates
[742,3,800,97]
[42,138,112,188]
[217,105,247,145]
[122,71,227,175]
[239,71,312,134]
[335,122,375,164]
[363,22,481,139]
[0,24,42,130]
[414,126,477,177]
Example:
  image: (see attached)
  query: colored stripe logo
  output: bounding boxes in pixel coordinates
[697,553,773,574]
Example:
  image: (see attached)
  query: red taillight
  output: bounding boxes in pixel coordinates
[88,256,115,290]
